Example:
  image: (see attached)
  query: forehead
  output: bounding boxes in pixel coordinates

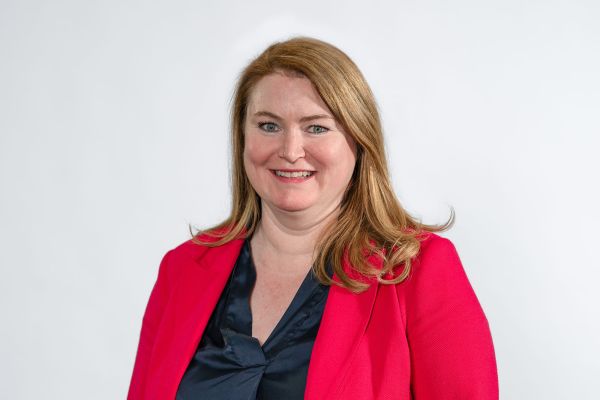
[246,72,331,116]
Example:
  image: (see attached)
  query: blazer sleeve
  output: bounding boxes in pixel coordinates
[403,236,499,399]
[127,250,173,400]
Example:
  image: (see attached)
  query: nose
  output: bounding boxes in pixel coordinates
[279,128,305,162]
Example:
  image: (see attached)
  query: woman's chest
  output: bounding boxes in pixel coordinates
[249,271,309,345]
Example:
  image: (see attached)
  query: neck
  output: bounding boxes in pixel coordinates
[251,202,340,261]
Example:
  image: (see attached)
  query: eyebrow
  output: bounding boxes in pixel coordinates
[252,111,334,123]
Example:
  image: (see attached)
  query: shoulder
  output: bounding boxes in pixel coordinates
[396,232,486,324]
[399,231,472,293]
[153,232,223,282]
[164,229,233,262]
[413,231,461,269]
[158,228,247,273]
[168,236,211,260]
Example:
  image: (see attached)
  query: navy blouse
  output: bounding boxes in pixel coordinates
[176,239,332,400]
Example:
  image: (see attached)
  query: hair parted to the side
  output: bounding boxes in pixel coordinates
[189,36,454,293]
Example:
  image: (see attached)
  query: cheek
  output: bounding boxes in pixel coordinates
[243,144,264,195]
[313,140,357,178]
[244,135,270,167]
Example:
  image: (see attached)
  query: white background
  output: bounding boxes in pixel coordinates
[1,0,599,398]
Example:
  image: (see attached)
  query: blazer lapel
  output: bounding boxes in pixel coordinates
[150,237,379,400]
[304,256,380,400]
[153,238,245,399]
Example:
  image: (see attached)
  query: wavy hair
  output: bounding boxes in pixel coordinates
[189,36,454,293]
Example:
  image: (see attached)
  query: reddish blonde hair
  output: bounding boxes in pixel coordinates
[190,37,453,292]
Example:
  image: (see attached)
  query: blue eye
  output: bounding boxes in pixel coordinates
[308,125,329,134]
[258,122,279,132]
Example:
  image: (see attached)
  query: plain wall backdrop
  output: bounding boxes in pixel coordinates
[1,0,598,398]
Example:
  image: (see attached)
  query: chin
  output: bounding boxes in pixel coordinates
[274,202,312,213]
[268,196,315,213]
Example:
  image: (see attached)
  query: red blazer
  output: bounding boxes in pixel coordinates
[128,232,498,399]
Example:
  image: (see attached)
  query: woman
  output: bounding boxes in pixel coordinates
[128,37,498,399]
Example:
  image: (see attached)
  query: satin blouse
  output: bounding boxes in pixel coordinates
[176,239,332,400]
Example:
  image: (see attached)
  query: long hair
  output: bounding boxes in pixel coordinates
[189,36,454,293]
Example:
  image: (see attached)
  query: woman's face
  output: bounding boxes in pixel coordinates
[243,72,357,219]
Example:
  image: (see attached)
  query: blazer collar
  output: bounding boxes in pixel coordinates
[161,237,379,399]
[158,237,245,398]
[304,255,379,399]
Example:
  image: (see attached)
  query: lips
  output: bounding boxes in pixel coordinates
[274,170,314,178]
[270,169,316,181]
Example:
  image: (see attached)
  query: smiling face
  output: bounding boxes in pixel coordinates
[243,71,357,219]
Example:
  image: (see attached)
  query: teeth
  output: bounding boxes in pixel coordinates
[275,170,313,178]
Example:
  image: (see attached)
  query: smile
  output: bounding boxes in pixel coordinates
[274,170,314,178]
[270,169,316,182]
